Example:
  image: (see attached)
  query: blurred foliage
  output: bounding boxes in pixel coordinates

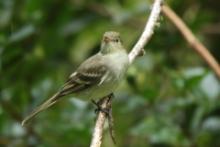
[1,0,220,146]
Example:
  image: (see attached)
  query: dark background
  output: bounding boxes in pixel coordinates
[1,0,220,146]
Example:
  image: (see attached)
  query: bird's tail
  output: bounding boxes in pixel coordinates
[21,92,62,126]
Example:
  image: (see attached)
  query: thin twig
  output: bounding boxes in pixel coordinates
[90,0,163,147]
[162,5,220,78]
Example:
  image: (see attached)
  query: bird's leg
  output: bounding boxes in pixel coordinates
[91,99,107,114]
[91,93,114,115]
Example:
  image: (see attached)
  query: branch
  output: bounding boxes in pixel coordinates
[90,97,112,147]
[90,0,163,147]
[128,0,163,63]
[162,5,220,78]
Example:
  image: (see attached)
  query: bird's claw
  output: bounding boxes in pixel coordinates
[91,99,110,116]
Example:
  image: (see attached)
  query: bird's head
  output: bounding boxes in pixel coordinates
[100,31,125,54]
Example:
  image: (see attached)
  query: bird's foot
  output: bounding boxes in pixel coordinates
[91,93,114,115]
[91,99,110,115]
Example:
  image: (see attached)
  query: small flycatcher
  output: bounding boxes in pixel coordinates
[22,31,129,126]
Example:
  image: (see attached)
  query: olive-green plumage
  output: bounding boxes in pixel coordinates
[22,31,129,126]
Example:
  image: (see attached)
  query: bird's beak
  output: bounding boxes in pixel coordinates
[103,36,110,43]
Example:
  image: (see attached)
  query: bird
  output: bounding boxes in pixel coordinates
[21,31,129,126]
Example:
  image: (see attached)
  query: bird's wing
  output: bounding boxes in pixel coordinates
[21,54,108,126]
[59,54,108,96]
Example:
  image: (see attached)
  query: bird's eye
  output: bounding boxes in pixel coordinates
[115,39,119,42]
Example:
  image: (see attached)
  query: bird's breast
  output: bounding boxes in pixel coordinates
[107,51,129,80]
